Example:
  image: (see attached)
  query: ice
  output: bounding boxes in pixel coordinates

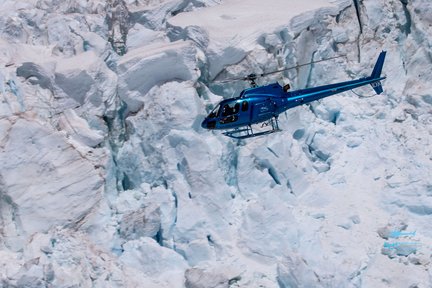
[120,237,188,288]
[0,118,104,245]
[0,0,432,287]
[168,0,348,78]
[58,109,105,147]
[117,41,199,112]
[185,267,229,288]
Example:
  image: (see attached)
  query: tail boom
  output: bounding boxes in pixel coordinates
[282,52,387,109]
[285,76,385,107]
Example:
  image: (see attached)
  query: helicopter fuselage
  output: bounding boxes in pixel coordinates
[201,77,385,130]
[201,51,387,138]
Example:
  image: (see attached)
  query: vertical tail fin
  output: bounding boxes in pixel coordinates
[371,51,386,79]
[370,51,386,94]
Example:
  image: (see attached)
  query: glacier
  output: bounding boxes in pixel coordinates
[0,0,431,287]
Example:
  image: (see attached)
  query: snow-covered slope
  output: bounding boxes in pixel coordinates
[0,0,431,287]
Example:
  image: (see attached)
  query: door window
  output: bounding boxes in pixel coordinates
[241,101,249,111]
[222,102,240,116]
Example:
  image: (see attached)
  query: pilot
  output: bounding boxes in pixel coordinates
[222,105,228,116]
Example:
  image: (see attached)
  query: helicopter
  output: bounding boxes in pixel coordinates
[201,51,387,139]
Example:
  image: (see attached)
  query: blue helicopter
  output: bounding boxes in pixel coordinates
[201,51,386,139]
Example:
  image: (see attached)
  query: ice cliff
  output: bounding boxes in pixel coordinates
[0,0,431,287]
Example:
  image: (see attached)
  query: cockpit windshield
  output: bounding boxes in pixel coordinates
[208,104,220,118]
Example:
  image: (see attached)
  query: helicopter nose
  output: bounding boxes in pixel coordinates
[201,118,207,129]
[201,118,216,129]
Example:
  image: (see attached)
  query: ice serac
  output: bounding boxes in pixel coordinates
[168,0,348,79]
[0,117,103,247]
[54,51,118,115]
[58,109,105,147]
[117,40,199,112]
[120,237,188,288]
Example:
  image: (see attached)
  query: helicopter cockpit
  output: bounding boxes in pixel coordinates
[207,100,241,118]
[202,98,247,129]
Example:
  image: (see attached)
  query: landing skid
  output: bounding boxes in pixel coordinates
[223,117,281,139]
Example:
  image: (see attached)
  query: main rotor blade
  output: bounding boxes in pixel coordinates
[215,76,247,83]
[259,55,346,77]
[213,54,346,83]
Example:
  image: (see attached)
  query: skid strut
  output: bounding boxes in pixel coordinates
[223,117,281,139]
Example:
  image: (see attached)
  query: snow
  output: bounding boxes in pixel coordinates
[0,0,432,287]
